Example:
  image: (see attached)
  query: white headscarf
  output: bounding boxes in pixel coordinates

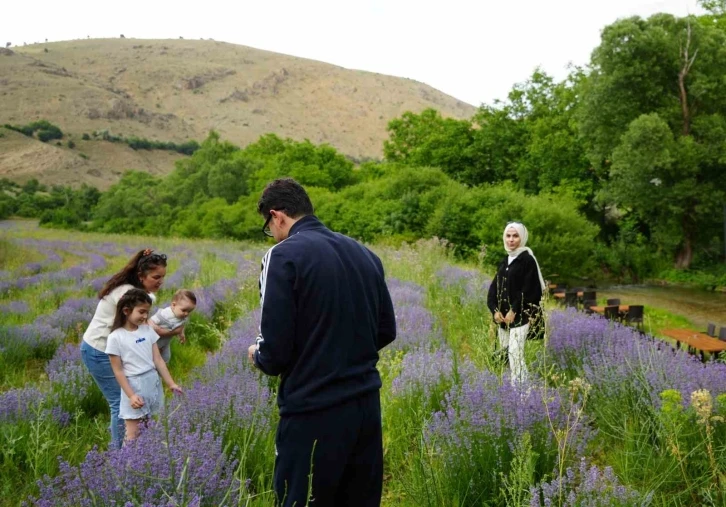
[503,222,546,291]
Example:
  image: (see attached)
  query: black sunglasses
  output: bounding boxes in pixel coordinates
[143,253,167,261]
[262,209,285,237]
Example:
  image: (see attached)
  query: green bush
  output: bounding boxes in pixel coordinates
[81,133,90,140]
[0,194,16,219]
[67,140,75,149]
[469,183,599,278]
[6,120,63,141]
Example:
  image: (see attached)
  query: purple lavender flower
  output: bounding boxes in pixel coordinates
[391,346,455,400]
[28,309,273,507]
[424,370,594,502]
[0,387,47,424]
[530,458,646,506]
[38,297,97,333]
[29,423,241,506]
[46,343,97,412]
[387,278,426,307]
[0,300,31,314]
[436,265,491,305]
[389,304,442,351]
[0,323,65,356]
[164,256,201,290]
[1,241,108,294]
[194,278,240,318]
[545,309,726,408]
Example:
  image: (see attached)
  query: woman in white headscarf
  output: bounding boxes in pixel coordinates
[486,222,545,385]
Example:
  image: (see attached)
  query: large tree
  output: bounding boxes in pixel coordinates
[580,14,726,268]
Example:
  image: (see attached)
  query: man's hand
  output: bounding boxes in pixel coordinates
[247,345,257,366]
[494,311,504,324]
[504,310,516,324]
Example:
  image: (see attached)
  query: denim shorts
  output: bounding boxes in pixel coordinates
[119,369,164,420]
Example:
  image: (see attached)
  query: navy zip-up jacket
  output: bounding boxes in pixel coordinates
[253,215,396,415]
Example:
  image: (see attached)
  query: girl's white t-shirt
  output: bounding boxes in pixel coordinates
[83,285,156,351]
[105,324,160,376]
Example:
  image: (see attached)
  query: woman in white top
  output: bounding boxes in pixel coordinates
[80,248,170,449]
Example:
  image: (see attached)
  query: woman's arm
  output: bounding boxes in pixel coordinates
[152,344,183,394]
[149,321,183,338]
[109,355,144,408]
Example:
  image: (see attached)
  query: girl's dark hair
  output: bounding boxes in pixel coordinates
[257,177,314,219]
[98,249,168,299]
[111,289,152,331]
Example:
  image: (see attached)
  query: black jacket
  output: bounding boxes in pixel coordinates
[253,216,396,415]
[486,251,543,329]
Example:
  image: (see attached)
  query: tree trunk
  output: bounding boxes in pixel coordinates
[675,229,694,269]
[678,22,698,136]
[678,72,690,136]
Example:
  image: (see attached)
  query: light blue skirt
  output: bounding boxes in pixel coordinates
[119,369,164,420]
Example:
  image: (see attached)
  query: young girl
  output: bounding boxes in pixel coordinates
[106,289,183,442]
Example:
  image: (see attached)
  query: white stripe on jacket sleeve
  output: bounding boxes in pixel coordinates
[256,244,277,348]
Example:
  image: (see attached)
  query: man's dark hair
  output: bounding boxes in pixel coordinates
[257,178,314,219]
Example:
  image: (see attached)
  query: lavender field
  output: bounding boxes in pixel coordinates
[1,223,725,506]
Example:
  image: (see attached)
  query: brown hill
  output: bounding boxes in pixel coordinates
[0,39,476,189]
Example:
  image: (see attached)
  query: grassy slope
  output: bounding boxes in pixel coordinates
[0,39,476,187]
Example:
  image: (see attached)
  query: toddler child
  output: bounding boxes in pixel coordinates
[149,289,196,363]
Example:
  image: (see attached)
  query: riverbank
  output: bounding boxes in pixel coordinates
[647,265,726,292]
[595,284,726,337]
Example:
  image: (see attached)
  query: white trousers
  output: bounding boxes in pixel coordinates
[498,324,529,385]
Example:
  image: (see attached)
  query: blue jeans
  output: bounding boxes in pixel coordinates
[80,340,125,449]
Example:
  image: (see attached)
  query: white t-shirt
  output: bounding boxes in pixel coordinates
[150,306,188,331]
[83,284,157,351]
[105,324,160,376]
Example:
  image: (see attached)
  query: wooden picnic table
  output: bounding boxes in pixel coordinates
[661,328,726,361]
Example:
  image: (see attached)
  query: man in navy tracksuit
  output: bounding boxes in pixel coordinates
[247,178,396,506]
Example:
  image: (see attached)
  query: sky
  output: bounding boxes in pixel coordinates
[2,0,704,107]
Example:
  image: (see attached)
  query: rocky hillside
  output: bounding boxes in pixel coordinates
[0,39,475,188]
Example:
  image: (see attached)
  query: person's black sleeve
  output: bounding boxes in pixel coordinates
[487,269,499,315]
[519,256,543,320]
[254,248,296,376]
[377,277,396,350]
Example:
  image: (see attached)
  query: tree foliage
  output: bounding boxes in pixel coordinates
[582,14,726,267]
